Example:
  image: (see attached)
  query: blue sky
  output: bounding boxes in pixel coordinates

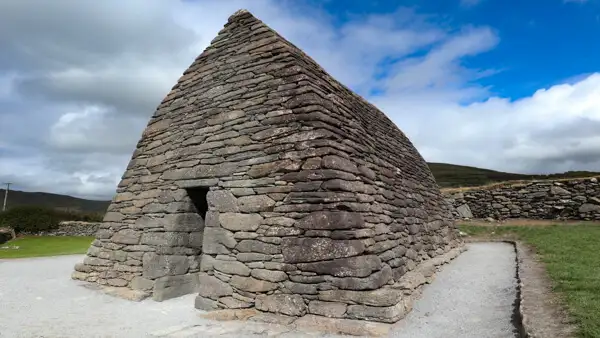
[315,0,600,99]
[1,0,600,199]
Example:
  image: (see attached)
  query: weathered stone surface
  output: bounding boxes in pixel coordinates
[295,211,364,230]
[213,260,251,276]
[237,195,276,212]
[262,216,295,227]
[308,300,347,318]
[219,213,263,231]
[331,229,374,239]
[229,276,278,293]
[281,238,365,263]
[297,255,382,277]
[321,155,359,174]
[236,252,271,262]
[346,300,411,323]
[396,270,427,290]
[550,185,570,195]
[197,273,233,299]
[111,230,141,245]
[71,271,89,281]
[107,278,128,287]
[579,203,600,213]
[202,227,237,254]
[74,262,93,273]
[229,187,255,197]
[284,281,318,294]
[195,295,219,310]
[142,253,189,279]
[130,276,154,291]
[255,294,307,316]
[263,227,303,237]
[104,212,125,222]
[318,288,403,307]
[331,265,393,291]
[218,296,253,309]
[153,273,200,301]
[247,159,300,178]
[293,314,391,337]
[248,312,296,325]
[321,179,376,194]
[207,190,239,212]
[236,240,280,255]
[251,269,288,282]
[140,232,189,246]
[455,204,473,219]
[189,232,203,248]
[200,254,217,271]
[233,231,259,240]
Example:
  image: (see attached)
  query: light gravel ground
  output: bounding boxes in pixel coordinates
[390,242,519,338]
[0,243,518,338]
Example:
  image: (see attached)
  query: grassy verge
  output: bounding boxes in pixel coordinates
[0,236,94,259]
[459,224,600,338]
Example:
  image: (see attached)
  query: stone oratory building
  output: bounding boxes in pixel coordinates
[73,9,463,324]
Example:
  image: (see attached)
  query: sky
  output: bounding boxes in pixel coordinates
[1,0,600,200]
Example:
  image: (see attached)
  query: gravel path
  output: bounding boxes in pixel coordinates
[0,243,518,337]
[390,242,519,338]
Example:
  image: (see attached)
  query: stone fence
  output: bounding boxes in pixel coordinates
[443,177,600,220]
[22,221,100,236]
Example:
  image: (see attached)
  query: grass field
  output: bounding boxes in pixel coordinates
[459,224,600,338]
[0,236,94,259]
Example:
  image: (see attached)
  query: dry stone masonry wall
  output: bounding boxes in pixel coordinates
[445,177,600,220]
[72,9,463,324]
[22,221,100,237]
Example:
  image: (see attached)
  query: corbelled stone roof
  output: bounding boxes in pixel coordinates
[73,9,463,326]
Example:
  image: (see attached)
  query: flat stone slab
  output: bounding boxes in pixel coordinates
[0,243,519,337]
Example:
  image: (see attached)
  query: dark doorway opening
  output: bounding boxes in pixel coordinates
[186,187,210,218]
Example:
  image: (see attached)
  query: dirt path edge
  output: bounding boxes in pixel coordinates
[466,238,577,338]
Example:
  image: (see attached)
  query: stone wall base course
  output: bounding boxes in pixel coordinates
[197,244,465,325]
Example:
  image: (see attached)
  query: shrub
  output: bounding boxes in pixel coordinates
[0,206,62,233]
[55,209,104,222]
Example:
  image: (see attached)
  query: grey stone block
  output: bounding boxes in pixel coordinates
[152,273,200,301]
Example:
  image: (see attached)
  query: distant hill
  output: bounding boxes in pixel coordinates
[428,162,600,188]
[0,189,110,213]
[2,163,599,213]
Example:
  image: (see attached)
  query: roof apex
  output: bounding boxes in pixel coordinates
[228,9,253,22]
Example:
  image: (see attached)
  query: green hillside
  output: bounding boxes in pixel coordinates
[0,189,109,213]
[2,163,599,213]
[428,162,600,188]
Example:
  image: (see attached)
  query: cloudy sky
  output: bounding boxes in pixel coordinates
[2,0,600,200]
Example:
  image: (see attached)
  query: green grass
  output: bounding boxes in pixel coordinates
[459,224,600,338]
[0,236,94,259]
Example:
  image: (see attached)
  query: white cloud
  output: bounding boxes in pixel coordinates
[48,105,143,153]
[0,0,598,200]
[377,73,600,174]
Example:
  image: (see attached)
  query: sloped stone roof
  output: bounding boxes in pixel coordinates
[73,9,463,325]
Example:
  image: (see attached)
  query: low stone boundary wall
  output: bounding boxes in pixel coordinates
[444,177,600,221]
[22,221,100,236]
